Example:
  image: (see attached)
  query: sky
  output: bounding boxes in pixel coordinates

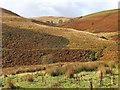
[0,0,119,18]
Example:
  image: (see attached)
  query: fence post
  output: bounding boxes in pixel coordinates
[113,73,115,85]
[89,78,93,90]
[100,71,103,86]
[42,76,44,83]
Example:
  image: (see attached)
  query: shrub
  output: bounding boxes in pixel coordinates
[59,20,63,24]
[41,54,57,64]
[89,51,96,61]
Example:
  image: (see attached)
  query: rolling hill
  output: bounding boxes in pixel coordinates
[2,8,117,50]
[62,9,119,33]
[2,8,118,67]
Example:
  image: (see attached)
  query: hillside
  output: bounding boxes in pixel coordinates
[62,9,119,33]
[2,8,118,67]
[2,24,69,50]
[2,8,117,50]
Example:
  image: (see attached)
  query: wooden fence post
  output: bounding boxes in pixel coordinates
[100,71,103,86]
[113,73,115,85]
[42,76,44,83]
[89,78,93,90]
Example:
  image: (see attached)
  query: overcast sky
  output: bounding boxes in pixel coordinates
[0,0,119,18]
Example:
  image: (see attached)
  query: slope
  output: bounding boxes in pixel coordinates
[2,8,69,49]
[62,9,119,33]
[2,8,118,67]
[2,8,117,51]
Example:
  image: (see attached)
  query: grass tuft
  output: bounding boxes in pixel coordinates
[20,75,34,82]
[46,66,63,76]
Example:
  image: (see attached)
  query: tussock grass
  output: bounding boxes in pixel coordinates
[81,62,98,71]
[20,74,34,82]
[96,69,112,78]
[45,60,118,78]
[3,60,118,77]
[2,60,118,88]
[105,67,112,74]
[2,67,118,88]
[96,64,113,78]
[5,79,14,88]
[49,81,61,88]
[66,68,75,78]
[106,60,118,69]
[46,66,63,76]
[2,65,46,75]
[4,79,19,89]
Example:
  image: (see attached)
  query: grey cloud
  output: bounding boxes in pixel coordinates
[17,2,61,17]
[52,1,82,17]
[0,0,118,18]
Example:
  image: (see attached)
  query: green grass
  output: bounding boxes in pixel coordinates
[2,68,118,88]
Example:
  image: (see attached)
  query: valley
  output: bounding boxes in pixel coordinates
[1,8,119,89]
